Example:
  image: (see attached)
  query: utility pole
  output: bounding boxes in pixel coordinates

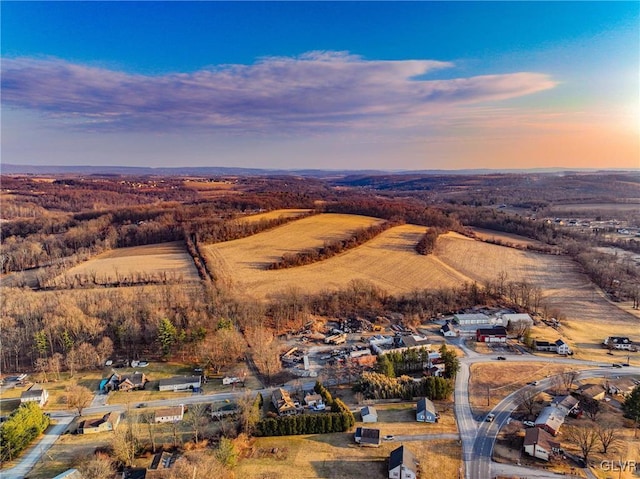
[487,386,490,406]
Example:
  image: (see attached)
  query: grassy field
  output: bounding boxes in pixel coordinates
[55,241,200,285]
[470,227,547,249]
[238,433,461,479]
[435,232,640,362]
[468,362,587,416]
[235,208,313,224]
[205,221,470,300]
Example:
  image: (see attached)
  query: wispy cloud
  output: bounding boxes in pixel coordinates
[1,51,556,132]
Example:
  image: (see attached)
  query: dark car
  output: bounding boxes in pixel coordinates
[496,356,507,361]
[612,363,623,368]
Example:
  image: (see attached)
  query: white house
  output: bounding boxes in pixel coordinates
[154,404,184,423]
[20,385,49,407]
[361,406,378,423]
[555,339,572,355]
[388,445,419,479]
[523,427,561,461]
[158,376,201,392]
[603,336,634,350]
[440,322,457,337]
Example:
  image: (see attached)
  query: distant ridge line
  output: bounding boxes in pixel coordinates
[1,163,637,177]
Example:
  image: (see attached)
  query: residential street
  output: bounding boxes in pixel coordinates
[4,338,639,479]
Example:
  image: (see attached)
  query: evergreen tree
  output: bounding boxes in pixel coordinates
[157,318,177,358]
[623,385,640,421]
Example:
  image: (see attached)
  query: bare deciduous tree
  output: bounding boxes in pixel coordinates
[561,369,579,393]
[76,453,114,479]
[185,403,209,443]
[516,387,539,417]
[65,384,94,416]
[566,425,600,463]
[595,420,621,453]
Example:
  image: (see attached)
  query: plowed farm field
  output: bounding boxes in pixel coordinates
[204,218,471,299]
[207,216,639,362]
[235,208,313,224]
[56,241,200,285]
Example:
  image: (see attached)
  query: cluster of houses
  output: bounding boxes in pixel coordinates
[101,372,202,393]
[441,312,534,339]
[270,388,326,416]
[352,428,420,479]
[523,377,639,463]
[522,394,579,462]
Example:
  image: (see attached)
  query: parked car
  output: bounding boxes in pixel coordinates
[528,381,539,386]
[523,420,535,427]
[486,413,495,422]
[612,363,623,368]
[383,435,395,441]
[496,356,506,361]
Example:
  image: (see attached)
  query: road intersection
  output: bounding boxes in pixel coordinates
[4,339,639,479]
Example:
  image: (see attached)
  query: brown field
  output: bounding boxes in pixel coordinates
[548,202,640,212]
[205,220,470,300]
[470,228,545,249]
[56,241,200,285]
[468,362,588,415]
[182,179,242,197]
[436,233,640,361]
[206,217,639,361]
[361,401,457,436]
[237,434,461,479]
[235,208,313,224]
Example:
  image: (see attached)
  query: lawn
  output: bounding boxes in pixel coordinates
[237,433,461,479]
[468,362,585,416]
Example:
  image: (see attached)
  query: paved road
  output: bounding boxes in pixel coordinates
[2,414,75,479]
[6,336,639,479]
[459,350,640,479]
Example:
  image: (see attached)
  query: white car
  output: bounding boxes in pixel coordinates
[485,413,495,422]
[523,420,535,427]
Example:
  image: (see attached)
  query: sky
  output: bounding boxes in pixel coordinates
[1,1,639,171]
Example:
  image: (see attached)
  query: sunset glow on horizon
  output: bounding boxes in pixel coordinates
[1,2,638,171]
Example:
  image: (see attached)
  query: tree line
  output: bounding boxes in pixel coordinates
[353,372,453,401]
[268,219,402,270]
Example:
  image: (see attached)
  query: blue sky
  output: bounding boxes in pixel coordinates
[2,1,638,170]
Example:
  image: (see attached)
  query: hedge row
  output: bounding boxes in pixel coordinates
[255,382,355,437]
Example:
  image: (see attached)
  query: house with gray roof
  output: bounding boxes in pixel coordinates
[416,398,438,423]
[388,445,419,479]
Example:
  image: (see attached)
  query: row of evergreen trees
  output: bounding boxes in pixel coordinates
[353,371,454,401]
[255,382,355,437]
[0,402,50,462]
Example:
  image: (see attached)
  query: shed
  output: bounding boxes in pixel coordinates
[361,405,378,423]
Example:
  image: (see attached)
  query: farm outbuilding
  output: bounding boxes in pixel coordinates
[476,326,507,343]
[158,375,202,392]
[361,406,378,423]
